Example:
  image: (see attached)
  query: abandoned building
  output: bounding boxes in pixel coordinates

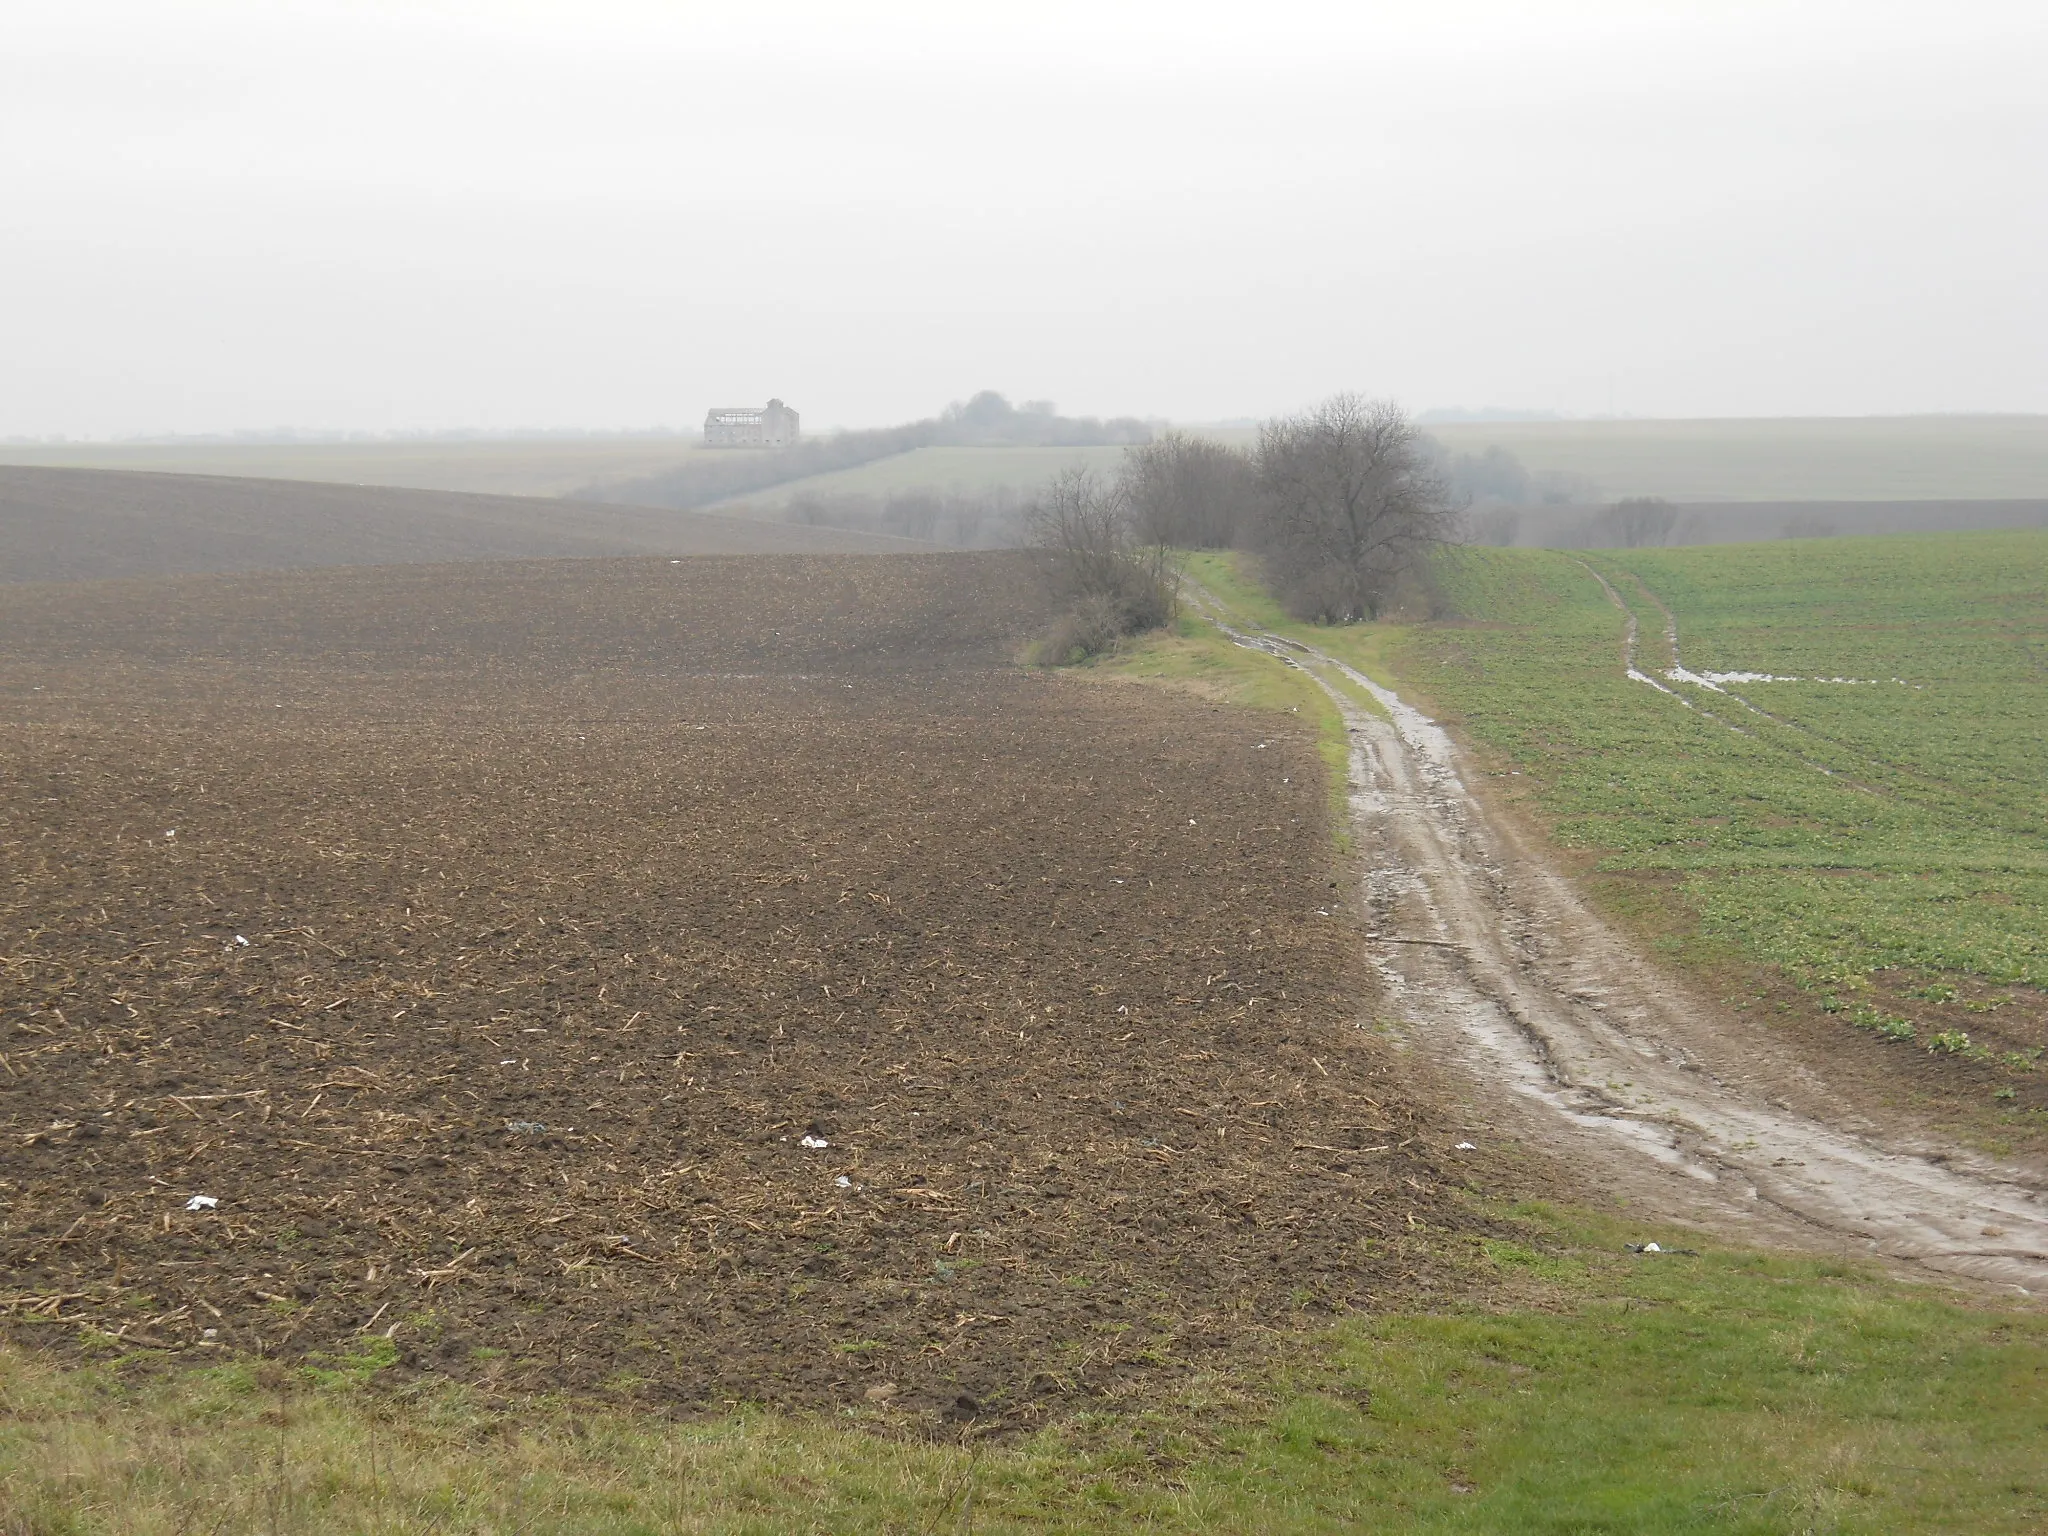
[703,399,800,448]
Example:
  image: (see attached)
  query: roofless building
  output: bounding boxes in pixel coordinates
[703,398,800,448]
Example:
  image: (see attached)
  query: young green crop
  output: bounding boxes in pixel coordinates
[1400,531,2048,988]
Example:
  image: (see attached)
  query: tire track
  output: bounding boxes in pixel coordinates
[1187,582,2048,1291]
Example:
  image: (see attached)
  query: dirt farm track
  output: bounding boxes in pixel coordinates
[0,554,1482,1428]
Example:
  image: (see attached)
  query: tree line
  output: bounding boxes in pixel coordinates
[1029,393,1457,659]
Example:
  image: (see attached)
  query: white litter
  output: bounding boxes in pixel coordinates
[234,935,250,947]
[165,830,176,838]
[800,1135,830,1150]
[1455,1141,1476,1151]
[835,1175,853,1188]
[1642,1242,1662,1253]
[184,1195,218,1211]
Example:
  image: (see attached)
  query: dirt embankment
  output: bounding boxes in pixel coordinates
[1,554,1493,1429]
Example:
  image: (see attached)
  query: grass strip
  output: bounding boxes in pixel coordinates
[5,1206,2043,1534]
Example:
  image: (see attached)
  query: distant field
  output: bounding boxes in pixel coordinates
[712,417,2048,517]
[0,466,919,582]
[710,444,1131,515]
[0,437,701,499]
[17,417,2043,512]
[1497,498,2048,548]
[1427,415,2048,501]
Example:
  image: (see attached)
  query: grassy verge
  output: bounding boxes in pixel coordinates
[6,1206,2043,1534]
[1180,551,1414,694]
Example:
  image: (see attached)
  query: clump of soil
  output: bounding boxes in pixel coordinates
[2,555,1490,1428]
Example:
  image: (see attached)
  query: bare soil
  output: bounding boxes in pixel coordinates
[0,466,923,585]
[1,554,1499,1430]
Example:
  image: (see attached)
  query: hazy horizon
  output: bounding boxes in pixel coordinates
[6,1,2044,438]
[13,407,2048,451]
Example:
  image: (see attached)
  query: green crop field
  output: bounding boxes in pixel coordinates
[711,445,1131,513]
[1397,533,2048,991]
[1425,415,2048,501]
[1182,532,2048,1140]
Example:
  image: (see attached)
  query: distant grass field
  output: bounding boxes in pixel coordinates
[8,1206,2044,1534]
[712,445,1131,513]
[1425,415,2048,501]
[0,438,702,499]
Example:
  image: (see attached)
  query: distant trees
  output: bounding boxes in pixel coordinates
[1561,496,1681,549]
[1605,496,1680,547]
[1437,444,1599,509]
[1025,468,1177,661]
[1250,395,1456,622]
[1024,394,1459,650]
[940,391,1152,447]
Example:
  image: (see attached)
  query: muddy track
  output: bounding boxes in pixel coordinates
[1188,585,2048,1293]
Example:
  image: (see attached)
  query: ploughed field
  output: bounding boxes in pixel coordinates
[1,553,1468,1427]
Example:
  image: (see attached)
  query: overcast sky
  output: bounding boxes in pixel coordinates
[4,0,2044,436]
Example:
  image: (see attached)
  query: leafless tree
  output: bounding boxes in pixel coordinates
[1025,468,1178,659]
[1251,394,1454,622]
[1117,431,1257,549]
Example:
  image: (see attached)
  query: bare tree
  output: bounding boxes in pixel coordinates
[1117,431,1257,549]
[1026,468,1178,660]
[1251,394,1454,622]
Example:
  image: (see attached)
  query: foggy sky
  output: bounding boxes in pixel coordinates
[5,0,2044,437]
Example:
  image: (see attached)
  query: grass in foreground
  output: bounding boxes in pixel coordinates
[5,1208,2043,1534]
